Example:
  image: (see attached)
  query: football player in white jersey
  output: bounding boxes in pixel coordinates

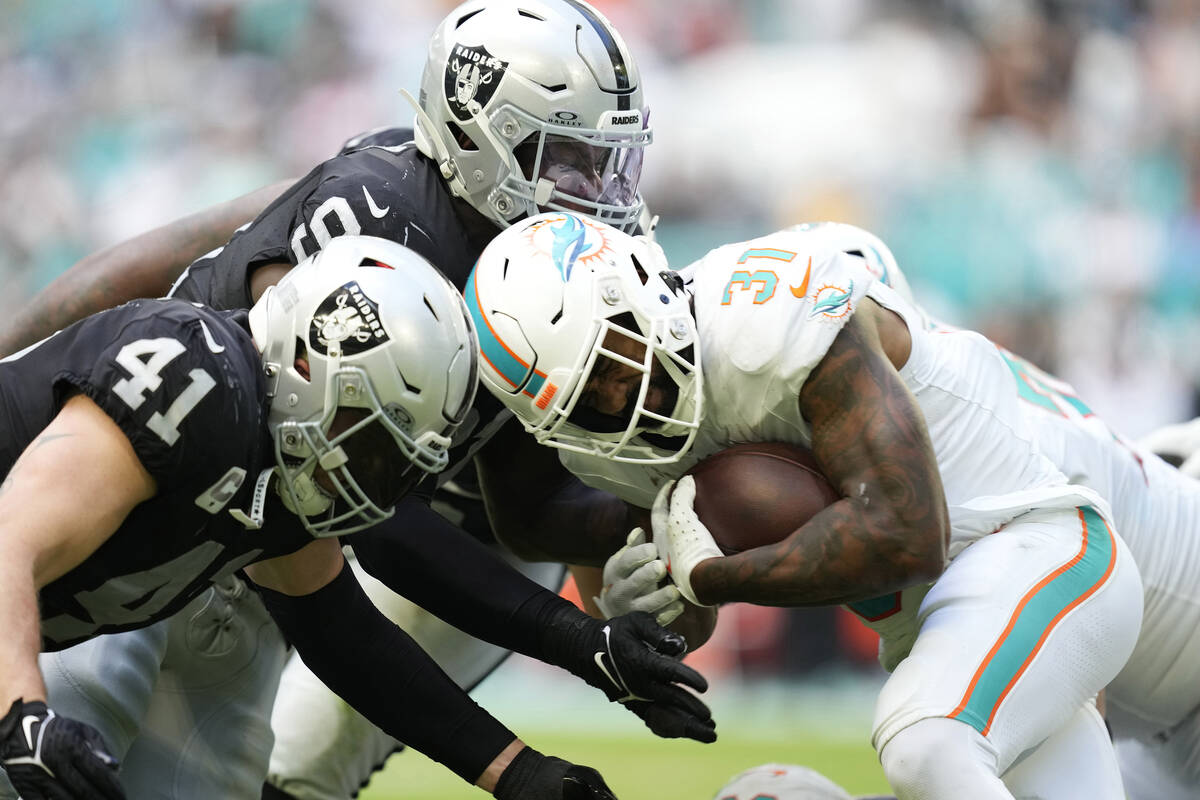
[468,212,1144,800]
[777,224,1200,800]
[569,219,1200,799]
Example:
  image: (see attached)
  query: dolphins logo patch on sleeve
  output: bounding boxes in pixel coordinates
[810,280,855,319]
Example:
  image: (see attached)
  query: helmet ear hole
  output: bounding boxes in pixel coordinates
[294,337,311,382]
[514,134,541,180]
[445,120,478,151]
[629,254,648,284]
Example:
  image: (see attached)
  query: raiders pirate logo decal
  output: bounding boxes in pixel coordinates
[309,282,390,356]
[445,44,508,121]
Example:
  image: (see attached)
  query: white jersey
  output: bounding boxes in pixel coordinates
[561,227,1108,558]
[1006,355,1200,735]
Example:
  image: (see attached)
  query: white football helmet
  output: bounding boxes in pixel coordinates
[468,212,701,464]
[408,0,651,231]
[249,235,478,537]
[714,763,856,800]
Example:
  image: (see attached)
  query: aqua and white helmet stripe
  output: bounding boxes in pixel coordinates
[468,212,701,464]
[249,235,478,537]
[412,0,651,231]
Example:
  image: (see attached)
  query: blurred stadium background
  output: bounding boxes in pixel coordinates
[3,0,1197,797]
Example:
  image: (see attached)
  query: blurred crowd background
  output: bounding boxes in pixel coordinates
[3,0,1199,681]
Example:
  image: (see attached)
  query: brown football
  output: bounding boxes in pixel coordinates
[685,441,840,555]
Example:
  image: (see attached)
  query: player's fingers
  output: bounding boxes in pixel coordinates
[563,766,618,800]
[627,557,667,588]
[659,658,709,694]
[643,671,715,714]
[626,527,648,547]
[651,683,714,723]
[637,701,717,743]
[626,611,691,660]
[653,598,686,626]
[672,474,697,508]
[52,753,125,800]
[631,584,680,614]
[622,543,662,573]
[25,767,87,800]
[650,479,675,522]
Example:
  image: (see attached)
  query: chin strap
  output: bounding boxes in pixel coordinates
[400,89,458,185]
[228,468,276,530]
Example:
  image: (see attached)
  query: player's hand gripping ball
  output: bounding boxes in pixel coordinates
[653,442,839,605]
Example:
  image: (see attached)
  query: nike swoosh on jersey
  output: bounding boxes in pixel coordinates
[789,256,813,298]
[198,320,225,354]
[362,185,390,218]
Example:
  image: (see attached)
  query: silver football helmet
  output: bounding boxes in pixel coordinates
[249,235,478,537]
[468,212,701,464]
[408,0,651,231]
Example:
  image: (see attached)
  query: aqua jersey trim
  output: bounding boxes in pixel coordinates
[950,506,1116,737]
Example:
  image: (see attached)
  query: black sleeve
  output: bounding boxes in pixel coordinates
[348,494,578,660]
[255,561,515,783]
[337,126,414,154]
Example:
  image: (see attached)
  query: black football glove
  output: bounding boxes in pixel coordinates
[493,746,616,800]
[540,607,717,743]
[0,699,125,800]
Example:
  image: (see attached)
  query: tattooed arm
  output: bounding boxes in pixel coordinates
[0,180,292,357]
[475,418,633,567]
[688,299,950,607]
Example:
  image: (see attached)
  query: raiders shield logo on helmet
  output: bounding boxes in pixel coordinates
[444,44,508,122]
[309,282,390,356]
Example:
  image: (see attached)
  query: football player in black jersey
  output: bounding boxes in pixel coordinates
[0,3,721,799]
[0,235,707,800]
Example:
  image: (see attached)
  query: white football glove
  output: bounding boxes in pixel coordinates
[652,476,722,607]
[594,528,685,625]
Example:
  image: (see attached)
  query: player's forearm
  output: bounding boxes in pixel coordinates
[690,497,946,607]
[0,559,48,706]
[0,179,290,357]
[692,302,947,607]
[476,422,632,565]
[505,479,637,566]
[350,498,570,657]
[256,561,517,784]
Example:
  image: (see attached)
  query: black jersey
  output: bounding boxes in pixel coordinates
[169,138,509,489]
[169,142,496,311]
[0,299,311,650]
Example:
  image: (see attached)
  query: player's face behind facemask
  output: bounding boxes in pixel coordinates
[408,0,651,231]
[250,235,479,537]
[467,211,702,465]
